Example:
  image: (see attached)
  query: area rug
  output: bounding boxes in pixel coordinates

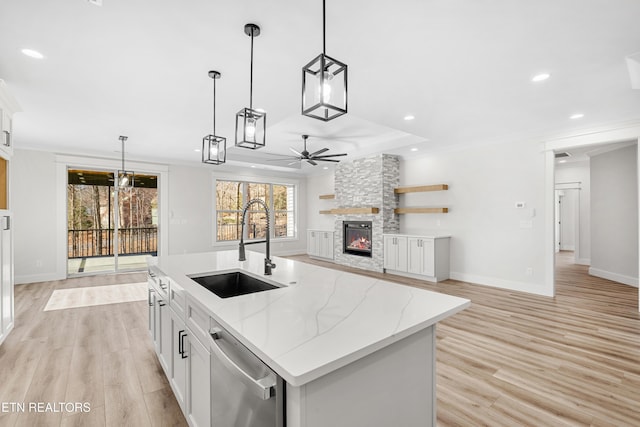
[43,282,147,311]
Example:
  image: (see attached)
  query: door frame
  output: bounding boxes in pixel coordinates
[56,154,169,278]
[543,122,640,310]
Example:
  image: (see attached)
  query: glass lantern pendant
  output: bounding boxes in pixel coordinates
[118,135,134,188]
[202,70,226,165]
[302,0,348,121]
[235,24,266,150]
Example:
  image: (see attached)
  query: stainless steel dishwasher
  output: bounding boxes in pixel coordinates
[209,318,284,427]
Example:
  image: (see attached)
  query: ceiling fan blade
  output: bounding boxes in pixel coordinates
[289,147,303,156]
[287,160,301,166]
[266,156,300,162]
[307,159,318,166]
[309,147,329,157]
[312,153,348,159]
[315,158,342,162]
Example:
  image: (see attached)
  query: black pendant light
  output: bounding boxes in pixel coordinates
[118,135,134,188]
[202,70,226,165]
[235,23,266,150]
[302,0,348,121]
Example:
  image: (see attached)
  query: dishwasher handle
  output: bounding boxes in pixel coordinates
[209,328,276,400]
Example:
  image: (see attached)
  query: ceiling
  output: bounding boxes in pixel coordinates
[1,0,640,175]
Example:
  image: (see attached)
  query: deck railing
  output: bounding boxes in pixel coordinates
[68,227,158,258]
[217,223,289,241]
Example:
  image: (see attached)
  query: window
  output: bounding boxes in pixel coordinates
[215,180,296,242]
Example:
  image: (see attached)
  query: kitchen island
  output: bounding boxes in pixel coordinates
[148,250,470,427]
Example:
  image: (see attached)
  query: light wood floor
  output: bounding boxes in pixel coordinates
[0,273,187,427]
[1,253,639,426]
[287,252,640,427]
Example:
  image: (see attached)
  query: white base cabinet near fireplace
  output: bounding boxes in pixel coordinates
[383,234,450,282]
[307,230,334,260]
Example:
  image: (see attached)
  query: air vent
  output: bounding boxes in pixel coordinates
[555,152,571,158]
[87,0,103,6]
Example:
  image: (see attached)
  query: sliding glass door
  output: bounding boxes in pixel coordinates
[67,168,158,275]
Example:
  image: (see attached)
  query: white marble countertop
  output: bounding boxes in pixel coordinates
[151,250,469,387]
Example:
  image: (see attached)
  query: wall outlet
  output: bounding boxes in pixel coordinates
[515,201,526,209]
[525,267,533,276]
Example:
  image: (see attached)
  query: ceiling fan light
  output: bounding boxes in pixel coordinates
[302,53,347,121]
[117,135,134,188]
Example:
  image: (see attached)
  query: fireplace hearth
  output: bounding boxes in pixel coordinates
[343,221,372,257]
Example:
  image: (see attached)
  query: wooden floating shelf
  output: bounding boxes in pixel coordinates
[394,184,448,194]
[394,207,448,214]
[319,194,335,200]
[319,210,334,215]
[320,207,380,215]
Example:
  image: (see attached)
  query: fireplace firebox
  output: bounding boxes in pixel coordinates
[343,221,372,257]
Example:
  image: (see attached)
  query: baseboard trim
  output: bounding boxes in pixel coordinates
[588,268,638,287]
[15,272,66,285]
[449,272,554,297]
[575,258,591,266]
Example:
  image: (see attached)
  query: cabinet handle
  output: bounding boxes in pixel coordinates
[158,300,166,307]
[179,330,188,359]
[3,216,9,231]
[2,130,9,148]
[159,279,167,290]
[148,289,154,306]
[148,269,156,278]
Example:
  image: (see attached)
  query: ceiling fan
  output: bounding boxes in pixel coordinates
[272,135,347,166]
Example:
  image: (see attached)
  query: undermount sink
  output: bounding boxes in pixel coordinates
[189,271,281,298]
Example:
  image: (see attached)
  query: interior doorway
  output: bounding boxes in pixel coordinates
[66,168,158,275]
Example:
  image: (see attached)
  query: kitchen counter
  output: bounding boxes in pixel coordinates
[151,249,470,387]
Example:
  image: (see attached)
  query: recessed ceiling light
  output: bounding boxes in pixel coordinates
[21,48,44,59]
[558,160,567,163]
[251,165,256,168]
[323,166,328,170]
[404,115,415,121]
[531,73,551,82]
[194,149,201,152]
[410,147,418,152]
[570,113,584,119]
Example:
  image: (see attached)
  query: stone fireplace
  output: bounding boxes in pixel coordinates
[333,154,400,272]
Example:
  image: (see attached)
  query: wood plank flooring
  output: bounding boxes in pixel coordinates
[287,252,640,427]
[1,252,638,426]
[0,273,187,427]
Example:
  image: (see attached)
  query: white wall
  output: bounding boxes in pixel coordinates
[306,172,335,230]
[589,144,639,286]
[11,150,59,283]
[555,162,591,264]
[305,140,551,296]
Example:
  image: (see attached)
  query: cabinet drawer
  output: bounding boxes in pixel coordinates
[169,279,186,317]
[186,295,210,345]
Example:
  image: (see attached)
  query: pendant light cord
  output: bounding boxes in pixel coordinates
[322,0,326,55]
[249,28,254,110]
[120,136,126,171]
[212,77,217,134]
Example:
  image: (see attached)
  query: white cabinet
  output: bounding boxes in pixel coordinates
[0,81,19,159]
[384,234,450,282]
[383,235,407,272]
[307,230,334,260]
[147,270,170,375]
[0,213,13,345]
[170,307,187,411]
[408,237,435,277]
[185,330,211,427]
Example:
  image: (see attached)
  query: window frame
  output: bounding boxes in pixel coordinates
[213,175,298,246]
